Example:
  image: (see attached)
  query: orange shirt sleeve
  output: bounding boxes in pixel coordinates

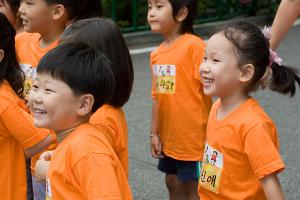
[243,122,285,179]
[2,103,50,149]
[192,40,206,81]
[73,153,123,199]
[150,57,157,99]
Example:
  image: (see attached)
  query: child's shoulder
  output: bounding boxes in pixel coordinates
[0,81,21,113]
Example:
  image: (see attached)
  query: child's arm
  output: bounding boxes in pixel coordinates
[270,0,300,49]
[261,173,285,200]
[24,134,53,159]
[150,99,162,158]
[35,150,53,182]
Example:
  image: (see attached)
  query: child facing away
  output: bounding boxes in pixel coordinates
[148,0,212,199]
[198,21,300,200]
[56,17,133,177]
[0,0,23,33]
[28,42,133,199]
[0,13,52,200]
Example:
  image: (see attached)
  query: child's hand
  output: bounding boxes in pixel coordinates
[150,134,163,158]
[35,159,50,182]
[35,151,53,182]
[39,150,53,161]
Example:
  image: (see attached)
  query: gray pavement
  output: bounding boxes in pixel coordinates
[124,25,300,200]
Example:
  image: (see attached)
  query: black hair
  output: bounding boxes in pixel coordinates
[76,0,103,20]
[0,0,19,14]
[169,0,197,34]
[44,0,87,20]
[222,21,300,96]
[0,13,24,98]
[61,17,134,107]
[37,42,115,113]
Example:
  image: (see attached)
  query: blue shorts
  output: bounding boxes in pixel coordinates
[158,153,202,182]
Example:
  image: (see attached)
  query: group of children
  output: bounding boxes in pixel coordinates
[0,0,299,199]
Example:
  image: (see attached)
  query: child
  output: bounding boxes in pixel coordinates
[0,0,23,33]
[198,21,300,199]
[148,0,212,199]
[58,17,134,177]
[0,13,52,200]
[28,42,133,199]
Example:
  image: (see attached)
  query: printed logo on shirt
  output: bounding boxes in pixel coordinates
[46,178,52,200]
[199,143,223,194]
[20,64,37,100]
[152,64,176,94]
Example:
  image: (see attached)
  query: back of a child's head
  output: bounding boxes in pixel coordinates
[0,12,24,97]
[1,0,19,14]
[76,0,103,20]
[37,42,115,112]
[169,0,197,34]
[61,17,134,107]
[221,21,300,96]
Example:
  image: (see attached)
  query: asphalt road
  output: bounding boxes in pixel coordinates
[124,25,300,200]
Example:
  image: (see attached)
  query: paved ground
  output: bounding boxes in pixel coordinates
[124,25,300,200]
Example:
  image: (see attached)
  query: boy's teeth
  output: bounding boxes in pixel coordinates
[35,109,46,114]
[204,79,214,83]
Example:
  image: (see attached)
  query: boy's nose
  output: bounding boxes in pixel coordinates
[200,62,210,73]
[18,2,25,15]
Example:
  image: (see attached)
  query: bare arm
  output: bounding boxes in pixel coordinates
[24,134,53,159]
[270,0,300,49]
[150,99,162,158]
[261,173,285,200]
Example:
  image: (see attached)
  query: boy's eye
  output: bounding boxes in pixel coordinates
[203,57,207,61]
[32,84,38,89]
[45,89,54,93]
[212,58,220,62]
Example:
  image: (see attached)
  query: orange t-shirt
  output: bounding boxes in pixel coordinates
[46,123,133,200]
[150,33,212,161]
[15,32,59,175]
[198,98,285,200]
[15,32,59,98]
[0,80,50,200]
[90,104,129,177]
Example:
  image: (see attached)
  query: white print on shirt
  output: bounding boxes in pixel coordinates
[20,63,37,99]
[199,143,224,194]
[152,64,176,94]
[46,178,52,200]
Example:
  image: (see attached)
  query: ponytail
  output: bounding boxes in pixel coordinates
[269,63,300,97]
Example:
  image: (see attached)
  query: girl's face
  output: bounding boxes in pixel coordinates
[200,33,243,98]
[0,0,16,26]
[147,0,178,35]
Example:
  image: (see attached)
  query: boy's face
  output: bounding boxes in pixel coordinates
[28,73,82,132]
[19,0,54,33]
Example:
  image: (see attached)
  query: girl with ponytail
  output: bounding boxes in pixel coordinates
[198,21,299,200]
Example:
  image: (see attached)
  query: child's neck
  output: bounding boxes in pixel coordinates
[39,25,66,48]
[55,116,91,143]
[162,27,183,46]
[218,92,250,120]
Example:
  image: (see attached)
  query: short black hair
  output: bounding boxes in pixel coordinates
[44,0,87,20]
[61,17,134,107]
[169,0,197,34]
[37,42,115,112]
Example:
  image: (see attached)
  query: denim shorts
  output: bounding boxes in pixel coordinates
[158,153,202,182]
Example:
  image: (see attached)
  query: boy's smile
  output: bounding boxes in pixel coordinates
[29,73,82,132]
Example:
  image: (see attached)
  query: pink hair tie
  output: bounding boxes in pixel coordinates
[262,26,283,66]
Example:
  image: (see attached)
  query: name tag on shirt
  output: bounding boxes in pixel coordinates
[153,64,176,94]
[199,143,223,194]
[46,178,52,200]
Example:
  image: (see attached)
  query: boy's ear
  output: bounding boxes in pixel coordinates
[175,6,188,22]
[0,50,4,63]
[76,94,94,116]
[239,64,255,83]
[51,4,66,21]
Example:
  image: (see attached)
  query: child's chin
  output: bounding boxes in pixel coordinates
[33,120,48,129]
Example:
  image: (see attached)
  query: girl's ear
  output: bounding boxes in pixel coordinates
[76,94,94,116]
[239,64,255,83]
[51,4,66,21]
[176,6,188,22]
[0,49,4,63]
